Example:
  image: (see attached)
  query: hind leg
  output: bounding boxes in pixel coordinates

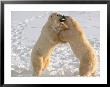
[79,63,92,76]
[79,58,96,76]
[91,71,96,76]
[43,58,50,70]
[32,56,44,76]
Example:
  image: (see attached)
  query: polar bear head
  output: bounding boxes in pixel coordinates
[40,12,69,43]
[47,12,68,33]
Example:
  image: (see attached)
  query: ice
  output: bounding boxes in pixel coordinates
[11,11,100,77]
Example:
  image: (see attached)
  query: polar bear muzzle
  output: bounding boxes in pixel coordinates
[59,15,66,22]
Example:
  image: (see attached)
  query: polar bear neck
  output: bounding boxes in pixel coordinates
[40,22,60,45]
[43,21,61,34]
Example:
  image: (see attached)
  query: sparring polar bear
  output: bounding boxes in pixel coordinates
[59,16,97,76]
[31,13,68,76]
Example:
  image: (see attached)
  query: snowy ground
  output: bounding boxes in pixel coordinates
[11,11,100,77]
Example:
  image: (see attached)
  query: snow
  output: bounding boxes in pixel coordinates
[11,11,100,77]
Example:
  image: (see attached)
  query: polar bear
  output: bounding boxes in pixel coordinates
[31,13,68,76]
[59,16,97,76]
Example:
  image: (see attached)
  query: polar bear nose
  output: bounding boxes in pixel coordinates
[59,15,66,22]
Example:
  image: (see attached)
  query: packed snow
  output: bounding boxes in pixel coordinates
[11,11,100,77]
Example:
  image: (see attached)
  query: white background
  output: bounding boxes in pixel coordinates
[4,4,107,84]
